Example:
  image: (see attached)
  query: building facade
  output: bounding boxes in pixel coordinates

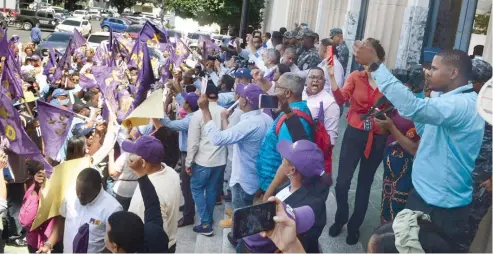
[262,0,492,72]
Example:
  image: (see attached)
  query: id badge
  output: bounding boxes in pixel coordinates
[363,118,373,131]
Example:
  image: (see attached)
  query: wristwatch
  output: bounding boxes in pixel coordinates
[368,61,382,72]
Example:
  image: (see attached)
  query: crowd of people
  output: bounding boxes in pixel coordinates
[0,18,491,254]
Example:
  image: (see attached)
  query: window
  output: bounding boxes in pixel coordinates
[125,26,142,33]
[116,19,124,24]
[88,35,109,44]
[46,13,53,19]
[82,21,88,25]
[109,18,116,23]
[46,33,71,42]
[62,20,81,26]
[37,11,47,18]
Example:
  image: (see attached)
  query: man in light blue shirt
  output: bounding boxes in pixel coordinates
[355,44,484,250]
[200,84,272,237]
[31,23,42,45]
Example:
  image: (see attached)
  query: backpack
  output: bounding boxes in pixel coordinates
[275,102,333,174]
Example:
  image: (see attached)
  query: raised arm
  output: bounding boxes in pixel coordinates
[331,72,356,105]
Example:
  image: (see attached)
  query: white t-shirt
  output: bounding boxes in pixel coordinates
[112,152,139,198]
[60,189,122,253]
[275,185,293,201]
[128,164,181,248]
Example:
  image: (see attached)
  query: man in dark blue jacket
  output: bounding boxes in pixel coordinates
[105,173,169,253]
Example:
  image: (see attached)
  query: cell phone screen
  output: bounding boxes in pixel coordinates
[259,95,279,109]
[232,201,276,240]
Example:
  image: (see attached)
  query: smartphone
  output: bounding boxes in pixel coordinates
[3,167,14,182]
[325,46,334,66]
[232,201,276,240]
[259,94,279,109]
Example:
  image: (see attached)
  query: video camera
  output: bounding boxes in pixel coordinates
[392,63,425,92]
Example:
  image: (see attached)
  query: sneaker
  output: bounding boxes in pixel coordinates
[225,208,233,217]
[219,217,232,228]
[193,224,214,236]
[178,217,194,227]
[328,223,343,237]
[346,230,360,245]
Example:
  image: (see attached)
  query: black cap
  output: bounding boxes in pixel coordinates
[72,101,90,114]
[205,84,219,99]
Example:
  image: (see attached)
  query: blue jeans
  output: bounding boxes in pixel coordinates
[232,183,254,210]
[191,163,225,225]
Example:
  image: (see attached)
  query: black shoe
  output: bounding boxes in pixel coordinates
[178,217,194,227]
[223,191,232,202]
[328,223,343,237]
[179,205,184,212]
[227,232,238,247]
[346,230,360,245]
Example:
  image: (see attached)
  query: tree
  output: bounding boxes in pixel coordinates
[473,12,490,35]
[166,0,265,32]
[111,0,137,14]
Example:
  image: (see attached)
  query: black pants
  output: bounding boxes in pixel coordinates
[114,193,132,211]
[334,125,387,233]
[180,152,195,220]
[406,189,471,252]
[5,183,25,239]
[169,243,176,253]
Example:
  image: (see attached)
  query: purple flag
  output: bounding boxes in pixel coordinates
[113,33,134,55]
[53,35,75,82]
[139,21,168,48]
[43,47,57,76]
[173,35,191,68]
[264,68,276,82]
[1,55,23,101]
[132,42,155,110]
[199,35,219,56]
[79,73,98,89]
[127,40,143,69]
[72,28,87,49]
[0,88,53,175]
[36,101,76,159]
[92,66,123,117]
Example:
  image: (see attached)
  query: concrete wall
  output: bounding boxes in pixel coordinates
[316,0,348,38]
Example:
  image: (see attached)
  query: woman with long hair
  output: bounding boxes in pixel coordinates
[328,38,388,245]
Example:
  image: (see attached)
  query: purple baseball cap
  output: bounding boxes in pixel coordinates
[242,204,315,252]
[236,83,263,109]
[122,136,164,164]
[277,140,324,178]
[180,91,199,109]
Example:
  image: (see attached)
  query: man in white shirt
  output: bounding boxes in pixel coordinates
[123,135,181,251]
[318,38,345,92]
[302,67,340,145]
[261,48,281,78]
[38,168,123,253]
[186,84,227,236]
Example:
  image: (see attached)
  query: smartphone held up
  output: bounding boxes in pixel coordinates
[232,201,276,240]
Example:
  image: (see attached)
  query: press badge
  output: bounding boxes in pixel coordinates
[363,118,372,131]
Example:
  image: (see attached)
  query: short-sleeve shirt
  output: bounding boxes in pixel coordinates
[60,189,122,253]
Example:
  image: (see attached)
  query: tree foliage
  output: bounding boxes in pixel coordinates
[111,0,137,14]
[166,0,265,31]
[473,12,490,35]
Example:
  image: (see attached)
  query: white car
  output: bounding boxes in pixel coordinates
[72,10,90,20]
[87,32,109,49]
[88,9,101,21]
[55,18,92,37]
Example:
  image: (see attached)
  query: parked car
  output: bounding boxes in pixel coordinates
[55,18,92,37]
[15,9,58,30]
[125,25,142,39]
[188,33,210,49]
[87,32,109,49]
[53,7,70,20]
[212,34,223,46]
[36,32,72,56]
[88,9,101,21]
[100,17,130,32]
[72,10,90,20]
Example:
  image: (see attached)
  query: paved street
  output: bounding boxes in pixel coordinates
[6,20,103,44]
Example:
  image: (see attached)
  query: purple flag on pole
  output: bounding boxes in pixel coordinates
[72,28,87,49]
[79,73,98,89]
[132,42,155,110]
[139,21,168,48]
[92,66,123,117]
[199,35,219,56]
[0,88,53,175]
[127,40,143,69]
[1,55,23,101]
[36,100,76,159]
[53,34,77,82]
[173,35,191,68]
[43,47,57,76]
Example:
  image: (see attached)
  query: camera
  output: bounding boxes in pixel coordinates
[392,64,425,91]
